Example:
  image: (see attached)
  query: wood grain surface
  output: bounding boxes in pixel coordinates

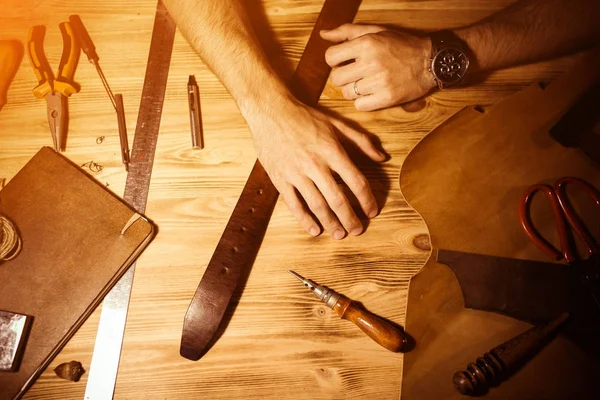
[0,0,583,398]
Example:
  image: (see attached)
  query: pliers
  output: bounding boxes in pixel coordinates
[27,22,80,152]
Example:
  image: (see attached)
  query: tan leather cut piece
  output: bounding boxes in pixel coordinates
[399,50,600,400]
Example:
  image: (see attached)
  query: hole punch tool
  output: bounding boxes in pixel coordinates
[27,23,80,152]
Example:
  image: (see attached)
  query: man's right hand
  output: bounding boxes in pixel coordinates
[244,93,386,239]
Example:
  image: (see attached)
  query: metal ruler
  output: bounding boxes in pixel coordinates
[84,2,176,398]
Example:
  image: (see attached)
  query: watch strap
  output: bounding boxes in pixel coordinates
[430,30,471,89]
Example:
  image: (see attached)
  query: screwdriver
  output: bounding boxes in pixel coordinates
[68,15,130,171]
[0,40,23,112]
[288,270,407,352]
[68,15,115,109]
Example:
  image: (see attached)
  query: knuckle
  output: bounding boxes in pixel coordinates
[354,176,370,192]
[381,71,393,86]
[381,90,396,105]
[342,85,354,99]
[311,198,329,214]
[330,70,342,86]
[329,193,347,210]
[354,99,368,112]
[324,50,335,66]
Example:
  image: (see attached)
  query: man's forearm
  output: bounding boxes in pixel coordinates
[455,0,600,73]
[163,0,291,119]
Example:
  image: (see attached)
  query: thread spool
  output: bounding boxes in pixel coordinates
[0,178,21,261]
[0,214,21,261]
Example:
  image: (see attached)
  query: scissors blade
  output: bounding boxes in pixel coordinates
[45,92,67,152]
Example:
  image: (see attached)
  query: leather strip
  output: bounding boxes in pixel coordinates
[180,0,363,361]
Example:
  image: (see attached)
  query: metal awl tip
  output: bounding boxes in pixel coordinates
[288,270,305,282]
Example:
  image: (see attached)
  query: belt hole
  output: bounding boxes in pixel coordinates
[240,226,247,232]
[257,189,264,195]
[233,247,239,253]
[249,207,255,214]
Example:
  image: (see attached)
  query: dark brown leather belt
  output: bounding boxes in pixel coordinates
[180,0,363,361]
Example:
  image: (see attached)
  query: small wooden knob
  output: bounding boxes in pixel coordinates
[333,295,406,352]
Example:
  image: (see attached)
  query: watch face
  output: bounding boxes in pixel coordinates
[431,47,469,85]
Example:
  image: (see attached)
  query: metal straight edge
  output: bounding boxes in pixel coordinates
[84,2,176,399]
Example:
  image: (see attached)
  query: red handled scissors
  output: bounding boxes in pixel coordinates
[519,177,600,308]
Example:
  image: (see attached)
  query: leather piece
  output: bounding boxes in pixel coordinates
[180,0,363,361]
[0,148,155,400]
[399,50,600,400]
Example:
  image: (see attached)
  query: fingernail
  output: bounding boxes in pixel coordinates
[309,226,320,236]
[350,227,363,236]
[369,209,378,218]
[333,229,345,240]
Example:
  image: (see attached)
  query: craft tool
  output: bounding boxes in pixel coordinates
[115,94,130,170]
[453,312,569,396]
[288,270,406,352]
[69,14,131,170]
[68,15,115,109]
[0,310,31,372]
[180,0,363,362]
[187,75,203,149]
[519,177,600,310]
[27,23,80,152]
[0,40,23,112]
[84,2,176,398]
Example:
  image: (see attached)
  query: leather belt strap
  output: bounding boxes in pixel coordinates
[180,0,362,361]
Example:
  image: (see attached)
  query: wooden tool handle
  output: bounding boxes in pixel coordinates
[0,40,23,110]
[333,295,406,352]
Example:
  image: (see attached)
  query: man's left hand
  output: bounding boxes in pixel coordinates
[321,24,436,111]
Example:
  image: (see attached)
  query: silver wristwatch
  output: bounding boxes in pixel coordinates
[429,30,470,89]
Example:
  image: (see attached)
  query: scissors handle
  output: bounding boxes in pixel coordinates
[519,184,574,262]
[554,177,600,257]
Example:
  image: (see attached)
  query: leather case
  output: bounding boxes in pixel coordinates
[0,147,156,399]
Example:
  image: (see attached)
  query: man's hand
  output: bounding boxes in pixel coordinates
[321,24,435,111]
[245,94,386,239]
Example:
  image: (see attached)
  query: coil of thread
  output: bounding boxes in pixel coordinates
[0,179,21,261]
[0,214,21,261]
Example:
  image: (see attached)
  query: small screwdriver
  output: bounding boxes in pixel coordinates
[68,15,130,171]
[68,15,115,109]
[288,270,407,352]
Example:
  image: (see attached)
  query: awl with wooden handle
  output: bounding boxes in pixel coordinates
[289,270,407,352]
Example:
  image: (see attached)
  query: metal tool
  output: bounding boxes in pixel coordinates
[0,310,31,372]
[0,40,23,112]
[180,0,363,362]
[27,23,80,152]
[84,2,176,399]
[69,14,131,171]
[288,270,406,352]
[68,15,116,110]
[519,176,600,309]
[187,75,203,149]
[453,312,569,396]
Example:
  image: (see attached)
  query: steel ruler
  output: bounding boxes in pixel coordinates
[84,2,176,398]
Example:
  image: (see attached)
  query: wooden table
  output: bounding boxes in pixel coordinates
[0,1,580,398]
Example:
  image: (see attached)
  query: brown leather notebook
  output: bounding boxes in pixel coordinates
[0,147,156,399]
